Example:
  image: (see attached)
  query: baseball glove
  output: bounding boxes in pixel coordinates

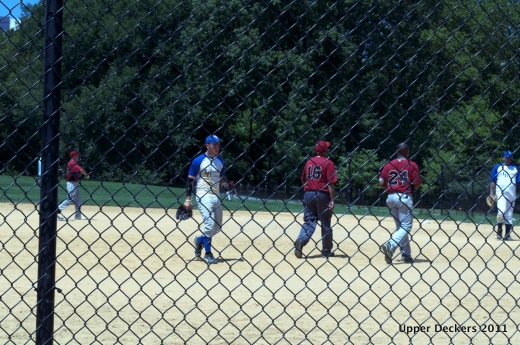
[176,205,192,221]
[220,182,230,192]
[486,195,496,207]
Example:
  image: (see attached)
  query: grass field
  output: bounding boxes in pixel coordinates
[0,175,497,225]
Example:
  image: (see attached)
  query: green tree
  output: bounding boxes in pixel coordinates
[0,3,44,175]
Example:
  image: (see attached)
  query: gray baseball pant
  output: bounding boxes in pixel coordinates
[386,193,413,256]
[296,191,333,253]
[58,181,82,218]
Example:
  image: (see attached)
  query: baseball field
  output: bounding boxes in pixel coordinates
[0,201,518,344]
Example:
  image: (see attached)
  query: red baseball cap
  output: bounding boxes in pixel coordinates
[70,151,80,158]
[315,141,331,153]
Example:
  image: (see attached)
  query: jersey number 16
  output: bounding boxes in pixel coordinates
[307,165,322,180]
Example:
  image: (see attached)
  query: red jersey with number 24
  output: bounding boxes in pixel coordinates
[301,156,338,192]
[380,158,421,194]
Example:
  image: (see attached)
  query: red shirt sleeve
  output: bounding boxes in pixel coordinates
[379,164,388,182]
[410,162,421,188]
[69,161,82,174]
[324,160,338,185]
[301,162,308,184]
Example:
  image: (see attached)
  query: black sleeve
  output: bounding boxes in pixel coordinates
[186,177,195,197]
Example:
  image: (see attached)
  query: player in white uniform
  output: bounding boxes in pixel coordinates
[490,150,520,241]
[183,135,228,264]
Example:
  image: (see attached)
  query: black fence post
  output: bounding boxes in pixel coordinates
[36,0,64,344]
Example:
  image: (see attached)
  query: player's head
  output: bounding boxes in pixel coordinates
[70,151,80,161]
[503,150,513,164]
[396,142,409,158]
[315,140,331,156]
[205,134,222,157]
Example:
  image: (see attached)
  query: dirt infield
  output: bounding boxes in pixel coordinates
[0,203,518,344]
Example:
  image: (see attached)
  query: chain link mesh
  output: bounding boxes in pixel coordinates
[1,0,519,343]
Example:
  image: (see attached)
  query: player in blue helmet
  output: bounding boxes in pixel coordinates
[183,135,228,264]
[490,150,520,241]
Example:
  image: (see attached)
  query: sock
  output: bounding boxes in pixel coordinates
[497,223,503,236]
[202,236,212,254]
[505,224,512,237]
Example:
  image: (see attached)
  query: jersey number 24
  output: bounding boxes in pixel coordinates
[388,170,409,186]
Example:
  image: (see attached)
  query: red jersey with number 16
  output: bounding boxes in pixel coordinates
[380,158,421,194]
[301,156,338,192]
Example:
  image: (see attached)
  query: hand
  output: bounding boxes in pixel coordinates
[184,200,192,209]
[328,200,334,210]
[85,175,90,180]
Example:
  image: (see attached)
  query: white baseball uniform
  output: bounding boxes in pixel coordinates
[188,153,226,237]
[491,163,520,225]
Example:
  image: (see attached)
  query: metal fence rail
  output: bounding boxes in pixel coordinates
[1,0,519,344]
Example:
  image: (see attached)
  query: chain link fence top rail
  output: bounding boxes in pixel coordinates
[1,0,520,344]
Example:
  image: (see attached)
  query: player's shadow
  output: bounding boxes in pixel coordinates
[305,254,350,259]
[396,258,431,264]
[218,257,245,263]
[189,257,245,263]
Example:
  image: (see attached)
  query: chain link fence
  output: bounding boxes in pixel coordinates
[1,0,520,343]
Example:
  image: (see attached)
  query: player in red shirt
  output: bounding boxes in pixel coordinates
[379,143,421,263]
[294,140,339,258]
[57,151,90,221]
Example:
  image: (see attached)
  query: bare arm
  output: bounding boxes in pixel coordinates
[328,184,336,210]
[79,167,90,180]
[490,181,496,197]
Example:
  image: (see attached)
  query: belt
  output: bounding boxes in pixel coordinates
[389,192,411,197]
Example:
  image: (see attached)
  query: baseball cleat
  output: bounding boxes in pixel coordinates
[495,234,503,240]
[57,216,66,221]
[75,216,88,220]
[294,240,303,259]
[203,252,217,264]
[321,251,335,258]
[504,235,513,241]
[380,242,393,264]
[193,236,202,259]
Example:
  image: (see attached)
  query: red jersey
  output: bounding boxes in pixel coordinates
[66,159,83,182]
[301,156,338,192]
[380,158,421,194]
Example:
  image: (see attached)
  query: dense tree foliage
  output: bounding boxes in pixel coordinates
[1,0,519,204]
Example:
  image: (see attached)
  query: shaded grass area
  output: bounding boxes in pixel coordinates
[0,175,494,224]
[0,175,183,210]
